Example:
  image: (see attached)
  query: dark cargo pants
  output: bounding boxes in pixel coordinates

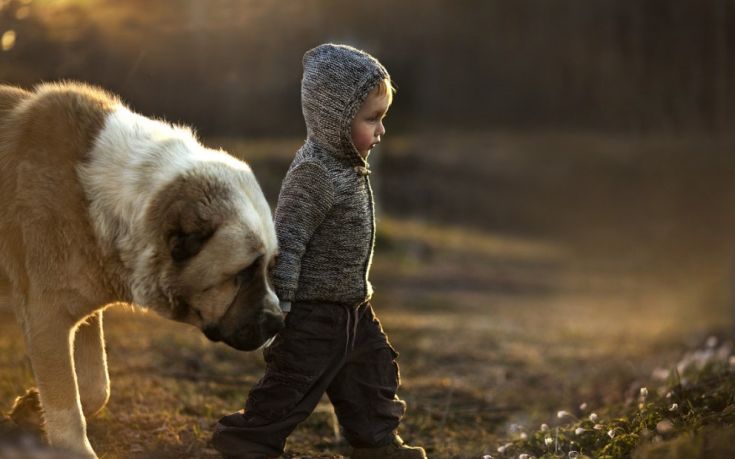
[211,301,406,458]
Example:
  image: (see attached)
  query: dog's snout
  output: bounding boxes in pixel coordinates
[203,324,222,342]
[261,311,285,337]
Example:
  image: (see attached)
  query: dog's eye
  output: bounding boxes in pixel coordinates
[236,265,256,285]
[235,256,262,286]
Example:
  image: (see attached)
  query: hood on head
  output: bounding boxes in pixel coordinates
[301,43,389,165]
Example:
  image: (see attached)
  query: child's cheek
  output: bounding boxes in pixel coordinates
[362,125,374,146]
[352,127,366,150]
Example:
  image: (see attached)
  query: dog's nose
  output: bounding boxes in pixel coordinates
[260,311,285,337]
[203,325,222,342]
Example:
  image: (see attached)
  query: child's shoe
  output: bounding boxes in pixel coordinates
[351,435,427,459]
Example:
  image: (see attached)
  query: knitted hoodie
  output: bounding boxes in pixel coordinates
[271,44,390,309]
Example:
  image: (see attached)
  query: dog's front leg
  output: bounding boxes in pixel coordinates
[26,316,98,458]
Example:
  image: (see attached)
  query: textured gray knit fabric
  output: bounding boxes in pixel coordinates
[271,43,390,307]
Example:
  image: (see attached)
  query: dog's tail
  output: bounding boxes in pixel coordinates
[0,85,32,127]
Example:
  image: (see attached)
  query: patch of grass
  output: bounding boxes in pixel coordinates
[490,338,735,459]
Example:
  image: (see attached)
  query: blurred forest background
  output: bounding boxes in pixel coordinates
[3,0,735,134]
[2,0,735,457]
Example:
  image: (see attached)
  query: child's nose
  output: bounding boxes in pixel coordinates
[377,121,385,136]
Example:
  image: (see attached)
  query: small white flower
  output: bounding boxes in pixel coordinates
[669,403,678,411]
[540,423,549,432]
[545,436,554,446]
[607,429,616,439]
[666,391,673,399]
[519,432,527,440]
[557,410,572,419]
[579,402,588,411]
[574,427,586,435]
[483,456,494,459]
[568,452,580,458]
[640,387,648,399]
[706,336,717,348]
[497,443,512,454]
[589,413,598,422]
[593,424,604,430]
[519,454,529,459]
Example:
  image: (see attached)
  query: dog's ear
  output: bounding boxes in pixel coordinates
[169,227,214,263]
[148,173,229,264]
[165,200,218,263]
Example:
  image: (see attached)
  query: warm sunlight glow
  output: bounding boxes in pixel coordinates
[15,5,30,19]
[1,30,16,51]
[33,0,99,7]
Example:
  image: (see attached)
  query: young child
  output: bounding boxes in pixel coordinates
[212,44,426,459]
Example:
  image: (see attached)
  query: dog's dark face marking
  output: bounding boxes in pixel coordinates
[147,164,282,350]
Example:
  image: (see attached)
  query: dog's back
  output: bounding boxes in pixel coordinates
[0,85,31,118]
[0,84,32,168]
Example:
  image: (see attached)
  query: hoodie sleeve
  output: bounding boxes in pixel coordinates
[271,161,335,302]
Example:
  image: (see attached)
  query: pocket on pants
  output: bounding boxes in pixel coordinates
[248,304,339,420]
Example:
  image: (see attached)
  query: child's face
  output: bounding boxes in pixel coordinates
[350,86,391,159]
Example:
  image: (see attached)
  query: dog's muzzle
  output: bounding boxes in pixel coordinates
[203,309,284,351]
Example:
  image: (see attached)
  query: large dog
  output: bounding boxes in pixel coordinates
[0,82,283,458]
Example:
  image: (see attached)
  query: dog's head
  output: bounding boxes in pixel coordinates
[145,156,283,351]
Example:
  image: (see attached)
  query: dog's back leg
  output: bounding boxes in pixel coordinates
[1,272,46,435]
[74,311,110,417]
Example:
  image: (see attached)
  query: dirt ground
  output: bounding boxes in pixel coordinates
[0,132,733,458]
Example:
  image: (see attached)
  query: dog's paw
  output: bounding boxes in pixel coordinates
[9,387,45,433]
